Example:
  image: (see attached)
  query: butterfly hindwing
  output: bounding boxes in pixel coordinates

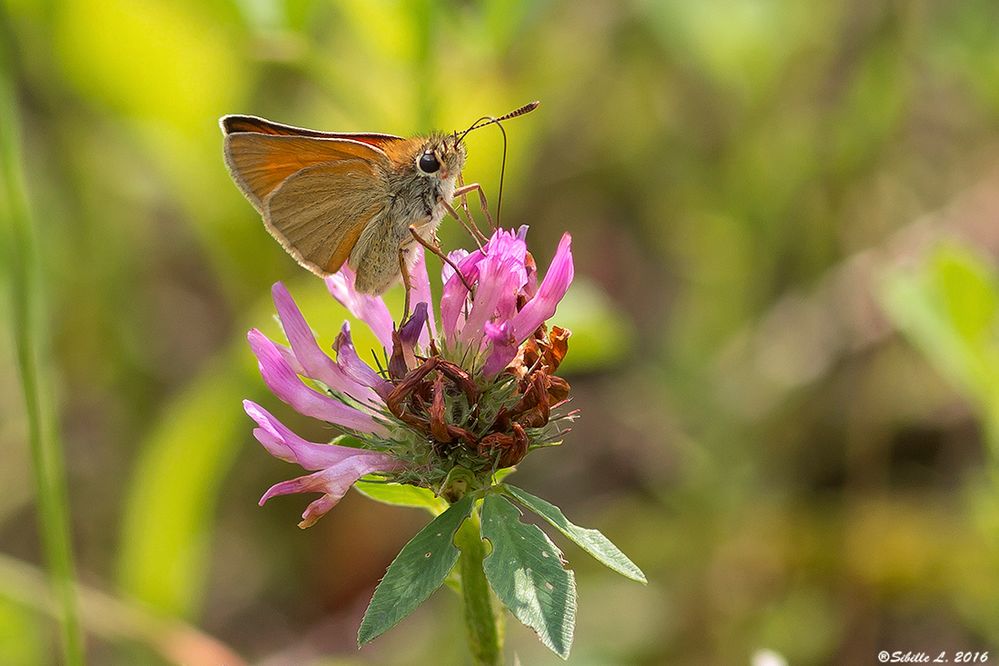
[263,160,386,276]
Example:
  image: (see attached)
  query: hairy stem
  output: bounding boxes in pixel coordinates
[455,506,502,665]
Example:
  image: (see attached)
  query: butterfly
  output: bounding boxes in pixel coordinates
[220,102,539,296]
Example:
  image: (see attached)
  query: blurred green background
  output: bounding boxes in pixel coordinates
[4,0,999,663]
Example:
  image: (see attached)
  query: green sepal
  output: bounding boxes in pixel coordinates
[502,484,647,583]
[329,434,367,448]
[353,477,448,515]
[357,494,475,645]
[492,466,517,484]
[480,493,576,660]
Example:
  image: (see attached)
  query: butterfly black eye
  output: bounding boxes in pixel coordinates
[418,151,440,174]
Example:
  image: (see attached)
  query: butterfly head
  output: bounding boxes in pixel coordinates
[415,133,467,183]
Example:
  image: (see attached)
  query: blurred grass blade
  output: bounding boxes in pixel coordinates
[117,360,250,617]
[0,553,245,665]
[0,42,84,665]
[880,244,999,452]
[115,278,363,618]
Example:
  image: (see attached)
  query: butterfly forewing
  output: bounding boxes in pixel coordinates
[222,114,404,149]
[263,160,387,276]
[223,133,396,213]
[219,112,471,294]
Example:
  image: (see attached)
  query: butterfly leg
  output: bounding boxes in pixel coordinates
[444,201,485,249]
[408,225,475,295]
[399,247,412,322]
[453,181,495,232]
[453,175,488,244]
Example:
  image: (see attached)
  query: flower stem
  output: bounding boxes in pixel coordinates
[455,505,502,665]
[0,42,84,665]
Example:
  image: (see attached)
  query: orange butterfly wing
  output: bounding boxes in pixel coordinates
[221,114,403,149]
[224,136,384,213]
[262,160,386,277]
[220,115,410,278]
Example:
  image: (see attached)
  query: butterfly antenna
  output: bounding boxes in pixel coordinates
[455,101,540,144]
[454,101,539,227]
[495,120,509,228]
